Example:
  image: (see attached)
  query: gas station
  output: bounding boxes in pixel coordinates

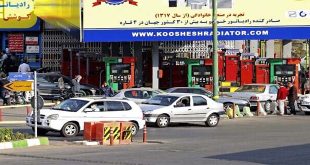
[30,0,310,94]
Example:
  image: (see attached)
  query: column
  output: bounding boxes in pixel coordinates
[152,42,159,89]
[134,42,143,87]
[266,40,275,58]
[250,40,259,54]
[282,40,292,58]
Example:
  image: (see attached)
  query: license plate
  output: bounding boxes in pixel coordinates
[301,101,310,105]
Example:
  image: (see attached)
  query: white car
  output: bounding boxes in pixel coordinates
[26,97,145,137]
[113,88,165,104]
[224,84,279,113]
[140,93,224,128]
[298,94,310,115]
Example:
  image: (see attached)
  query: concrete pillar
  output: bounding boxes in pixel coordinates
[250,40,259,54]
[282,40,292,58]
[234,40,244,52]
[266,40,275,58]
[134,42,143,87]
[152,42,159,89]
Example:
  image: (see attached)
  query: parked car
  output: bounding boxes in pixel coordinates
[166,87,250,111]
[298,94,310,115]
[113,88,166,104]
[37,73,100,100]
[140,93,224,128]
[26,97,145,137]
[223,84,279,113]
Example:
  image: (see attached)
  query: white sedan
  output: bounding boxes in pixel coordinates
[26,98,145,137]
[140,93,224,128]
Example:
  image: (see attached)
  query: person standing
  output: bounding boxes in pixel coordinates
[101,81,114,97]
[276,82,287,115]
[18,58,31,73]
[287,82,298,115]
[72,75,82,95]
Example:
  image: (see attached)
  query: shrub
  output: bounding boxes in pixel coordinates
[0,128,33,142]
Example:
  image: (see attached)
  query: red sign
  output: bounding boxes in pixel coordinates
[25,36,39,45]
[8,33,24,53]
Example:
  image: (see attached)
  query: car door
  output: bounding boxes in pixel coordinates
[171,96,196,122]
[192,96,209,121]
[83,101,106,122]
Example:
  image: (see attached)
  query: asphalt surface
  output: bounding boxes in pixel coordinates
[1,115,310,165]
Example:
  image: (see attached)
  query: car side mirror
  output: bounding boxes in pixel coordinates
[84,108,93,112]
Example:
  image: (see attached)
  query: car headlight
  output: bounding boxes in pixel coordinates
[47,114,59,120]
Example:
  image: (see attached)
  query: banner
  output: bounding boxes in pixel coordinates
[0,0,38,29]
[83,0,310,42]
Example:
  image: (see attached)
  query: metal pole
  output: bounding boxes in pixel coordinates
[34,71,38,138]
[212,0,219,100]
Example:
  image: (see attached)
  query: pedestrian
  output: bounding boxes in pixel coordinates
[101,81,114,97]
[276,82,287,115]
[72,75,82,95]
[0,72,10,105]
[287,82,298,115]
[18,58,31,73]
[304,79,310,94]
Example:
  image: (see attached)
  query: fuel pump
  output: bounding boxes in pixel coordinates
[255,58,270,84]
[185,59,213,91]
[225,55,240,83]
[287,58,301,90]
[103,57,135,91]
[269,58,299,90]
[240,54,255,85]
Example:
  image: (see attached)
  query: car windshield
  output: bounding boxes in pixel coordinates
[52,99,89,112]
[235,85,266,93]
[143,95,179,106]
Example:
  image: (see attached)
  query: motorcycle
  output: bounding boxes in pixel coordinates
[9,91,27,105]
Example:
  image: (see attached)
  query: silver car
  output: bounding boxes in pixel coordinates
[140,93,224,128]
[113,88,165,104]
[166,87,250,111]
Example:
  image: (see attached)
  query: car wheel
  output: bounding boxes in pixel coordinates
[224,103,234,112]
[264,101,272,113]
[205,113,219,127]
[130,122,139,136]
[305,112,310,115]
[156,114,170,128]
[60,122,79,137]
[32,128,49,136]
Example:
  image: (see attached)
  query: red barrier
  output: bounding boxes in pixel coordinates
[84,122,97,141]
[143,124,147,143]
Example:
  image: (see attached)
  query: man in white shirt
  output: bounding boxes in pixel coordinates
[18,59,31,73]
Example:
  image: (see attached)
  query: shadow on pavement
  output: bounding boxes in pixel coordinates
[207,143,310,165]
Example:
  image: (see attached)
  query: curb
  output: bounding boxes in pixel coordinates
[0,121,26,124]
[0,137,49,150]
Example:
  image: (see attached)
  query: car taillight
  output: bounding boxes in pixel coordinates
[250,96,259,101]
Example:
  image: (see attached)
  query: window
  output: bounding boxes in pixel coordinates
[87,102,105,112]
[124,90,143,99]
[37,75,49,83]
[193,96,208,106]
[176,96,191,107]
[106,101,125,111]
[142,91,151,99]
[191,88,205,95]
[269,86,278,94]
[122,102,132,110]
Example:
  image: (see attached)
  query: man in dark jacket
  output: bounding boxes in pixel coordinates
[101,81,114,97]
[287,82,298,115]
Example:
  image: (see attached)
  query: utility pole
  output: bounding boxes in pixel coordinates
[212,0,219,100]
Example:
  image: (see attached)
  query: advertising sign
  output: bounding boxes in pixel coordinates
[0,0,38,30]
[25,36,38,45]
[26,45,39,53]
[8,33,24,52]
[83,0,310,42]
[34,0,81,40]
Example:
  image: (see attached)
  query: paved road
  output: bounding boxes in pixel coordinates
[1,115,310,165]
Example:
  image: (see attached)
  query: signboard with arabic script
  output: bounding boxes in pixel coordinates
[0,0,39,29]
[83,0,310,42]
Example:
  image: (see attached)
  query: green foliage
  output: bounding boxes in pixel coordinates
[0,128,33,142]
